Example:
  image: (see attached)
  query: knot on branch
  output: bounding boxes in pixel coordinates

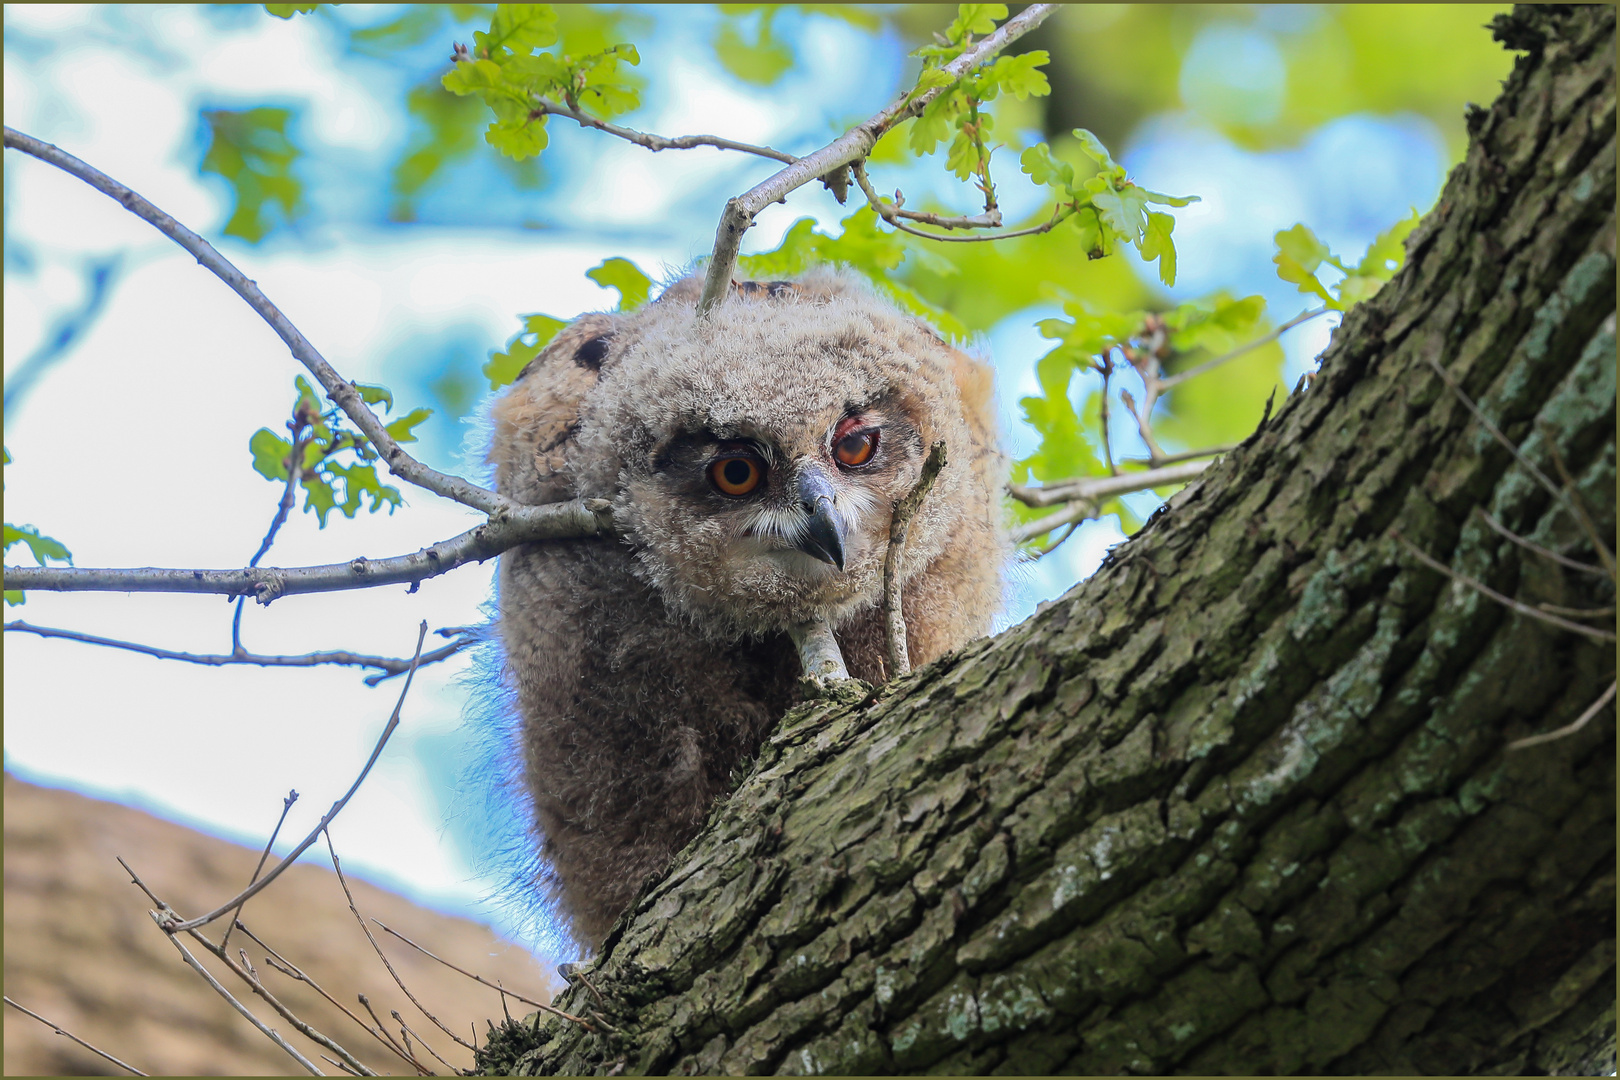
[251,573,286,606]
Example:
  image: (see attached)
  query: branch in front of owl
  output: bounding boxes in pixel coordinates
[885,442,949,679]
[1,496,612,600]
[696,3,1059,315]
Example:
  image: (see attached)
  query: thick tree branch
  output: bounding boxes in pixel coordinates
[696,4,1058,314]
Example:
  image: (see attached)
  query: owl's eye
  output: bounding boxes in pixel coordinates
[834,428,879,468]
[709,455,765,496]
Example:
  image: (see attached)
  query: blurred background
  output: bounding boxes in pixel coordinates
[4,2,1514,972]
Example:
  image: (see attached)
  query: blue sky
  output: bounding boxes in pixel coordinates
[2,4,1451,962]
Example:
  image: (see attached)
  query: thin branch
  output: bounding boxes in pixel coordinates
[0,126,519,521]
[1117,443,1236,468]
[156,921,325,1075]
[884,442,948,678]
[323,831,478,1051]
[3,499,611,600]
[527,96,797,164]
[1507,681,1617,750]
[1538,602,1615,618]
[372,919,593,1028]
[221,789,300,953]
[1475,507,1608,576]
[1390,531,1617,642]
[1158,307,1331,391]
[236,429,309,651]
[852,161,1068,242]
[358,994,430,1075]
[4,620,473,685]
[1423,352,1614,576]
[117,857,380,1076]
[3,996,150,1076]
[241,922,424,1074]
[1008,458,1213,509]
[1537,420,1616,579]
[162,624,429,933]
[391,1011,458,1074]
[697,4,1058,314]
[1010,498,1099,547]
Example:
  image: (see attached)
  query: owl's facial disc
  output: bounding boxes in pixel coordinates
[793,467,846,570]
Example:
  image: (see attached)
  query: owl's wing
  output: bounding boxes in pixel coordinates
[488,313,618,505]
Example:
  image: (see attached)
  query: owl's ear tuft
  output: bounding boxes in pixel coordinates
[574,334,614,370]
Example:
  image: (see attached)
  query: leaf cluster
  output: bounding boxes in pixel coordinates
[440,4,642,161]
[482,257,655,391]
[199,106,306,244]
[2,448,73,606]
[1273,212,1420,310]
[247,377,431,526]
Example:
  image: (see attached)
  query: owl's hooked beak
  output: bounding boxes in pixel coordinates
[794,468,847,571]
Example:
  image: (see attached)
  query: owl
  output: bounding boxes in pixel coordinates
[487,270,1006,948]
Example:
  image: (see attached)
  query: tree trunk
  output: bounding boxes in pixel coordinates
[480,6,1616,1074]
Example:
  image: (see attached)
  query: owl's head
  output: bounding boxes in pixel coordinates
[567,270,1001,638]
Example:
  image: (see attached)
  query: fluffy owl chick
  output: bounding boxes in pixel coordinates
[489,270,1005,947]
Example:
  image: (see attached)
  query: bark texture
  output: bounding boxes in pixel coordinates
[480,6,1616,1074]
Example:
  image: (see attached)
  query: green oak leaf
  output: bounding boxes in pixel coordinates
[586,257,653,311]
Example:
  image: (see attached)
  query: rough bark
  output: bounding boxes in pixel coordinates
[479,7,1616,1074]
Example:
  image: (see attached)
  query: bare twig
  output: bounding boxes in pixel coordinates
[1118,443,1237,469]
[4,620,473,685]
[2,500,611,599]
[1423,353,1614,576]
[697,4,1057,314]
[851,161,1069,242]
[884,442,948,678]
[235,428,309,651]
[359,994,429,1075]
[1008,459,1213,509]
[527,96,797,164]
[157,921,325,1075]
[392,1011,458,1074]
[1157,307,1331,391]
[0,126,532,522]
[1390,531,1616,642]
[1475,508,1608,577]
[242,922,423,1074]
[162,623,429,933]
[117,857,379,1076]
[323,831,477,1051]
[1010,498,1100,547]
[221,789,300,953]
[1538,602,1615,618]
[1537,420,1616,579]
[1507,681,1617,750]
[3,996,150,1076]
[373,919,593,1027]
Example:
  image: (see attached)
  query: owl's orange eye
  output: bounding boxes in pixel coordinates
[834,428,879,468]
[709,455,764,496]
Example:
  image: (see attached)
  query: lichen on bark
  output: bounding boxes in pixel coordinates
[476,5,1616,1074]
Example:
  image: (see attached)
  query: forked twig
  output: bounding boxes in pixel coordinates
[221,789,299,953]
[157,921,324,1075]
[3,996,150,1076]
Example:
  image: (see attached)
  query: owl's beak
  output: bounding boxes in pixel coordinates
[794,468,847,571]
